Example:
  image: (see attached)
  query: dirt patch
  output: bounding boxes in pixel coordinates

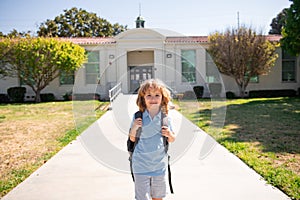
[0,103,75,182]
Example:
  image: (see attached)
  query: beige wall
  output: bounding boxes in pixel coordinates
[223,48,300,96]
[1,29,299,100]
[127,51,154,66]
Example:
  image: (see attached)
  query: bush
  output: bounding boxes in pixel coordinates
[0,94,10,103]
[226,91,236,99]
[298,88,300,97]
[183,91,197,100]
[41,93,55,102]
[193,86,204,99]
[7,87,26,103]
[73,93,101,100]
[63,91,72,101]
[209,83,222,97]
[249,89,296,98]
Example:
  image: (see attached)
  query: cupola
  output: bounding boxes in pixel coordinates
[135,16,145,28]
[135,3,145,28]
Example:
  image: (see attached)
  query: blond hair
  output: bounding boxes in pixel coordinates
[136,79,171,114]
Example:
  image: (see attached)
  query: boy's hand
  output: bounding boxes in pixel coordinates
[129,118,142,142]
[133,118,142,131]
[161,126,176,143]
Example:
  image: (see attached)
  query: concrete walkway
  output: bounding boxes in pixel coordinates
[2,94,290,200]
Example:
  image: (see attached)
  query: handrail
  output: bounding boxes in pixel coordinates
[109,82,122,103]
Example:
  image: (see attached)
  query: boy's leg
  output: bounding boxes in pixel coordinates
[150,175,167,199]
[134,174,151,200]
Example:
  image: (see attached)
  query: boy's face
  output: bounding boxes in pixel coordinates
[144,88,162,110]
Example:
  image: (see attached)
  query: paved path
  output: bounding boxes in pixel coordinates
[2,94,290,200]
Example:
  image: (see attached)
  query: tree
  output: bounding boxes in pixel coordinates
[37,7,127,37]
[208,26,278,97]
[269,8,288,35]
[0,38,13,78]
[0,31,34,78]
[281,0,300,56]
[0,29,32,38]
[1,37,86,102]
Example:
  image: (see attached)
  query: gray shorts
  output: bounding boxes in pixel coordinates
[134,174,167,200]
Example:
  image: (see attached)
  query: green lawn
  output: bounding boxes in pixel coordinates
[178,97,300,200]
[0,100,108,197]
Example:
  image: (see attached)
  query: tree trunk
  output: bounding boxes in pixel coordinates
[35,89,41,103]
[236,79,247,98]
[238,84,245,98]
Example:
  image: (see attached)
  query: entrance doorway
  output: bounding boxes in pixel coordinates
[129,66,153,93]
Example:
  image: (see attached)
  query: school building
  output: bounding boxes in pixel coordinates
[0,17,299,101]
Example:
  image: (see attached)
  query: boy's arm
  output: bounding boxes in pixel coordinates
[129,128,137,142]
[168,131,176,143]
[129,117,142,142]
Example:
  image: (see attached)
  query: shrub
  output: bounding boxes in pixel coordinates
[183,91,197,100]
[73,93,100,100]
[226,91,236,99]
[249,89,296,98]
[41,93,55,102]
[63,91,72,101]
[7,87,26,103]
[208,83,222,97]
[0,94,10,103]
[193,86,204,99]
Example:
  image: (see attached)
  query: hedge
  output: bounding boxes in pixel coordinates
[249,89,296,98]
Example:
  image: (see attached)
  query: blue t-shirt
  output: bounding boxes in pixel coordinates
[130,110,173,176]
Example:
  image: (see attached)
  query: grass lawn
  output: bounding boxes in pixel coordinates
[0,100,108,197]
[177,97,300,200]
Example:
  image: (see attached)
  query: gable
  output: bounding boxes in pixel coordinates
[115,28,166,41]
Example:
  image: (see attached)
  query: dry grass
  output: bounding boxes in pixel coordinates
[0,101,108,197]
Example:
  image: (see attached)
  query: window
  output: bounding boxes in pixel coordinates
[60,70,74,85]
[19,68,35,86]
[181,50,196,83]
[282,50,296,82]
[85,51,100,84]
[249,75,259,83]
[206,51,220,83]
[245,72,259,83]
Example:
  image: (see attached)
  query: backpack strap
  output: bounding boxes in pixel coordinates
[161,112,174,194]
[127,111,143,182]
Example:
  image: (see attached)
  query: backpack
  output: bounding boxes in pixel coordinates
[127,111,174,194]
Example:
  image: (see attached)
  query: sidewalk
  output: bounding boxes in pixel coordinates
[2,94,290,200]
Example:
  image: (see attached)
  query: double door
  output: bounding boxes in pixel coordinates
[129,66,153,93]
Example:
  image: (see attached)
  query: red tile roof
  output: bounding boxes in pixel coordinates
[58,37,116,45]
[58,35,282,45]
[265,34,282,42]
[165,36,208,43]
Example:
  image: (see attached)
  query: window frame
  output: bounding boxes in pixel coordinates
[181,49,196,83]
[282,49,297,83]
[85,51,100,85]
[59,70,75,85]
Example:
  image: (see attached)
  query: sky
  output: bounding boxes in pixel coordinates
[0,0,292,36]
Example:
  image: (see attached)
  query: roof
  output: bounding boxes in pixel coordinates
[58,37,116,45]
[265,34,282,42]
[150,28,184,37]
[165,36,208,43]
[62,36,209,45]
[59,34,282,45]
